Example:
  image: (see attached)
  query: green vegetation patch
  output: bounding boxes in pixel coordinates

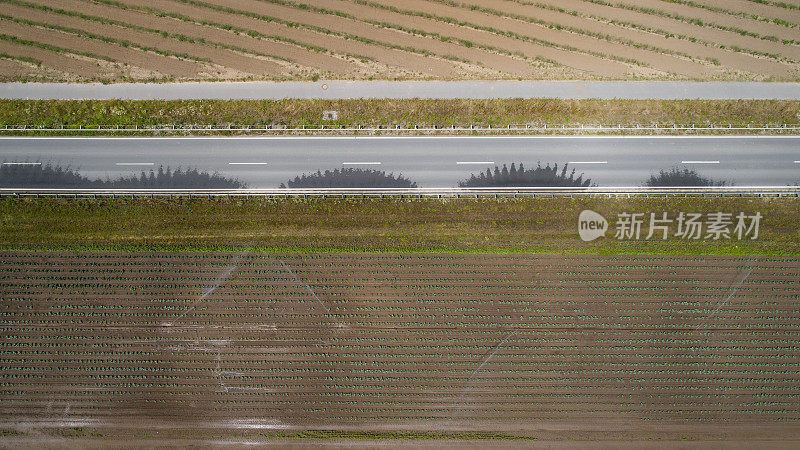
[1,196,798,255]
[0,99,797,131]
[263,430,529,440]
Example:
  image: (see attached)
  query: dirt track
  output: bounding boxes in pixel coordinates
[1,251,799,440]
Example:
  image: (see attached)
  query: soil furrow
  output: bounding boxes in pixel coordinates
[0,18,202,78]
[0,40,118,78]
[629,0,799,42]
[114,0,465,78]
[3,2,281,77]
[463,0,798,78]
[243,0,633,77]
[33,0,358,76]
[530,0,800,61]
[196,0,537,77]
[351,0,711,77]
[689,0,800,25]
[1,252,799,428]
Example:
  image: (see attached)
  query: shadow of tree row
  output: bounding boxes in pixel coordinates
[644,168,726,187]
[280,168,416,188]
[1,161,745,189]
[459,163,591,188]
[0,163,245,188]
[280,164,727,189]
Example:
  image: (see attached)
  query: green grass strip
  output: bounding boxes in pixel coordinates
[0,99,797,129]
[2,196,798,255]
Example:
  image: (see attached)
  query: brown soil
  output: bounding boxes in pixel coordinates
[0,18,201,78]
[1,251,799,438]
[704,0,800,23]
[538,0,800,62]
[0,58,45,80]
[1,0,795,80]
[42,0,359,77]
[118,0,462,78]
[310,0,646,78]
[362,0,672,77]
[4,2,283,78]
[0,40,114,79]
[632,0,797,42]
[475,0,796,79]
[199,0,532,77]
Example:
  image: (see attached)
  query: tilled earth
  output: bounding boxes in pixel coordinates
[2,0,799,81]
[1,251,799,441]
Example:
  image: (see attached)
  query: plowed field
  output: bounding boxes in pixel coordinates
[1,0,798,81]
[2,251,799,441]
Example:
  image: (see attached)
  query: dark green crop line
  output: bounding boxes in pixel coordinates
[747,0,799,10]
[505,0,723,66]
[90,0,336,58]
[350,0,642,67]
[5,0,293,64]
[263,430,531,440]
[532,2,720,50]
[261,0,555,67]
[598,16,783,63]
[584,0,800,48]
[170,0,472,65]
[343,0,647,69]
[661,0,798,29]
[256,0,492,66]
[0,52,41,66]
[427,0,709,69]
[583,0,796,59]
[0,31,116,64]
[0,13,210,64]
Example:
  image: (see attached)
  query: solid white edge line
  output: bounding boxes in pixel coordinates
[456,161,494,165]
[681,160,720,164]
[342,162,381,165]
[0,135,797,140]
[228,162,268,165]
[567,161,607,164]
[115,162,155,166]
[2,186,797,192]
[795,161,800,163]
[2,162,41,165]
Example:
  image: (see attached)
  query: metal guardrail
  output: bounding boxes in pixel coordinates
[1,123,799,133]
[2,187,798,198]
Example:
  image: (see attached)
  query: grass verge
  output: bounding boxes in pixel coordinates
[1,196,798,255]
[0,99,797,133]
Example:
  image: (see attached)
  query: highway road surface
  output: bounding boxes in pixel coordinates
[2,81,800,100]
[1,136,798,188]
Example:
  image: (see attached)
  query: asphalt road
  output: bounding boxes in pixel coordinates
[1,136,798,188]
[2,81,800,100]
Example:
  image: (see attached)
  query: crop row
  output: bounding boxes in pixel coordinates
[2,251,800,426]
[1,0,798,81]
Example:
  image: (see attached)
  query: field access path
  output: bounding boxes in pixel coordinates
[2,81,800,100]
[1,136,798,188]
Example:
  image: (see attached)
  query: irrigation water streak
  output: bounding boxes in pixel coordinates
[2,251,799,430]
